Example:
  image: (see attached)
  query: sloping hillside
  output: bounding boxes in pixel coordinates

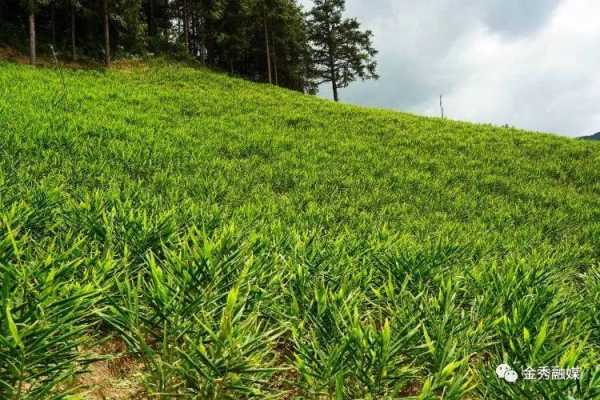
[1,60,599,399]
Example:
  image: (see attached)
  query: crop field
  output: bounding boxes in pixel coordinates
[1,60,599,399]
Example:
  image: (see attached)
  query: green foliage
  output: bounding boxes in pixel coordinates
[0,204,102,400]
[0,61,599,398]
[0,0,313,90]
[307,0,379,100]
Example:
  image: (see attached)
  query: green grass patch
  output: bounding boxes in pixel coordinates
[1,60,599,399]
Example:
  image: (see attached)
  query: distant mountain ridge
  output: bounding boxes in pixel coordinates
[581,132,600,140]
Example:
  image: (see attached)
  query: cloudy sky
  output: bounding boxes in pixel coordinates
[299,0,600,137]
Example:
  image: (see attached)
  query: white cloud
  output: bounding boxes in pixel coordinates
[433,0,600,136]
[301,0,600,137]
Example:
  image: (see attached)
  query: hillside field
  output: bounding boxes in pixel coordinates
[1,60,599,399]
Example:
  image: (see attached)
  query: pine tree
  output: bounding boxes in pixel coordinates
[307,0,378,101]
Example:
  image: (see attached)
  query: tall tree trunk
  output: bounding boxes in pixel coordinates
[328,53,338,101]
[71,0,77,60]
[103,0,111,67]
[273,49,279,86]
[191,7,197,56]
[51,1,56,47]
[331,78,338,102]
[196,13,201,57]
[327,31,339,101]
[148,0,155,38]
[264,17,272,84]
[28,1,36,65]
[183,0,189,53]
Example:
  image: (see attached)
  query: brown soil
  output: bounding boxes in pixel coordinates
[77,338,147,400]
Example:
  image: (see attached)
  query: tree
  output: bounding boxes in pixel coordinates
[20,0,51,65]
[22,0,37,64]
[259,0,312,91]
[182,0,190,53]
[103,0,110,66]
[70,0,77,60]
[257,0,299,85]
[263,7,272,83]
[307,0,378,101]
[1,0,312,91]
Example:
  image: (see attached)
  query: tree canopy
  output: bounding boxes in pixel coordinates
[307,0,378,101]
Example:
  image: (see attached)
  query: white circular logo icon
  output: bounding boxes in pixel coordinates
[496,364,510,379]
[504,369,518,383]
[496,364,518,383]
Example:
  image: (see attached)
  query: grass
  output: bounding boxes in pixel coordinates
[0,58,599,399]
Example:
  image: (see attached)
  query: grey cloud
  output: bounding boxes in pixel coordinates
[480,0,562,37]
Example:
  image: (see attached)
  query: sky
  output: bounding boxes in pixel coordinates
[298,0,600,137]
